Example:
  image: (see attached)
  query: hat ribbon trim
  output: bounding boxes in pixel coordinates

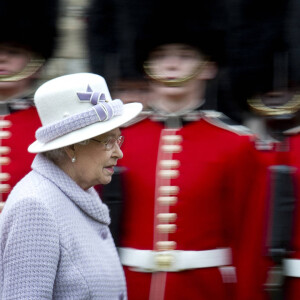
[35,99,123,143]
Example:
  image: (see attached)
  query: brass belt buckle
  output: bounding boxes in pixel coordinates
[155,252,174,270]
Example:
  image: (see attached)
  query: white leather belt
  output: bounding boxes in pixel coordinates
[118,247,232,272]
[284,259,300,277]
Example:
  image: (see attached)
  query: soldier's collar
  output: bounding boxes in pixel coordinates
[147,102,205,128]
[150,102,204,119]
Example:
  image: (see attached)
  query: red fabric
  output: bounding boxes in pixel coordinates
[118,117,263,300]
[0,107,41,202]
[250,136,300,300]
[236,148,275,300]
[281,134,300,299]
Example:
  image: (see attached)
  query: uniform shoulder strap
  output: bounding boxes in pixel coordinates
[284,125,300,136]
[202,110,254,136]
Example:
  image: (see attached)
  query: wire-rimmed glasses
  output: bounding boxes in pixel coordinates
[90,135,124,150]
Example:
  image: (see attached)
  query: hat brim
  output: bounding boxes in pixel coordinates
[28,102,143,153]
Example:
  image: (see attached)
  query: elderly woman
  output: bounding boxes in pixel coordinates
[0,73,142,299]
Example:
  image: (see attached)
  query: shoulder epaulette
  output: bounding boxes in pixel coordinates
[202,110,254,136]
[283,125,300,136]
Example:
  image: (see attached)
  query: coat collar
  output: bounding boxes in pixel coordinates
[31,154,111,225]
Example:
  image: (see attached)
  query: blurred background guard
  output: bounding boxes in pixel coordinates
[86,0,228,249]
[0,0,59,208]
[94,1,265,299]
[226,0,300,299]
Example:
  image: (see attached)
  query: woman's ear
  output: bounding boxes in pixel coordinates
[64,145,75,160]
[198,61,218,80]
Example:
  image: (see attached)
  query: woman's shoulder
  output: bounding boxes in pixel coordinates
[3,170,54,213]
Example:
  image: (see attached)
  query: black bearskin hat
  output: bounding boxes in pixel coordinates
[134,0,227,73]
[0,0,59,59]
[228,0,300,112]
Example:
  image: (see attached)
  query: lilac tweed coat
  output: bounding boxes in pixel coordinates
[0,154,127,299]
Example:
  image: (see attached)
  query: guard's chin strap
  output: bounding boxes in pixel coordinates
[0,57,45,82]
[248,95,300,117]
[143,61,206,87]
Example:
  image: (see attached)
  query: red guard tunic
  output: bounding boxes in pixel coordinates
[283,133,300,299]
[247,140,290,299]
[117,110,262,300]
[262,133,300,299]
[251,135,300,299]
[0,105,41,204]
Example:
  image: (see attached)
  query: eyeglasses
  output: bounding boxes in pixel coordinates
[90,135,124,150]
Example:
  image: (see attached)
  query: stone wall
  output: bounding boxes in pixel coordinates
[41,0,91,81]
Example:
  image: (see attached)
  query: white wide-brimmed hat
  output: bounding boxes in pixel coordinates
[28,73,143,153]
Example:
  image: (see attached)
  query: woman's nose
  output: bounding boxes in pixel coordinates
[113,144,123,159]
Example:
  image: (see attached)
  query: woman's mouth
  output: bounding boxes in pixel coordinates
[104,166,115,174]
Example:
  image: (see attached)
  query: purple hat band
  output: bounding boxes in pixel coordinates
[35,86,124,143]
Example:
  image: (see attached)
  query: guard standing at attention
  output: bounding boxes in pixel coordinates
[100,1,265,299]
[0,0,58,208]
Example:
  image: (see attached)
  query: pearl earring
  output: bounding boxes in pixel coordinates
[71,156,76,163]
